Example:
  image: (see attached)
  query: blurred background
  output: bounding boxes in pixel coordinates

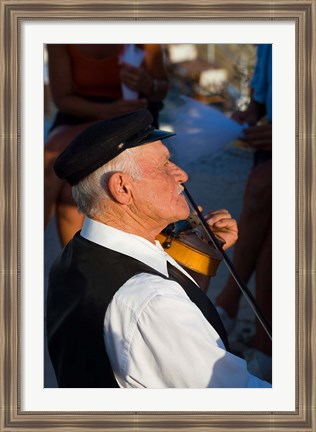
[44,43,256,133]
[44,43,272,387]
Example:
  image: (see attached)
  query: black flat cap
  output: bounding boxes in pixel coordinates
[54,109,175,186]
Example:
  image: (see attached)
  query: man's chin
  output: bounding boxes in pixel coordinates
[173,206,190,224]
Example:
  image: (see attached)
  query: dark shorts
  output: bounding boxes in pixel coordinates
[49,96,162,132]
[49,96,114,132]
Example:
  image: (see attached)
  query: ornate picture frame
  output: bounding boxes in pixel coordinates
[1,1,315,430]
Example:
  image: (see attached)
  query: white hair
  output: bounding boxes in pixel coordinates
[72,147,142,216]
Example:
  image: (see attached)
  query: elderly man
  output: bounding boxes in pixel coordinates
[47,109,271,388]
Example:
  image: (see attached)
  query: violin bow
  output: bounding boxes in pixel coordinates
[184,185,272,341]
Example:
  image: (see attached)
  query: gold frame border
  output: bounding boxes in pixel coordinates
[1,0,315,430]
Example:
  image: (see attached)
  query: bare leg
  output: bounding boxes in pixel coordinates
[216,159,272,319]
[44,127,70,228]
[253,223,272,356]
[44,122,94,243]
[56,182,84,246]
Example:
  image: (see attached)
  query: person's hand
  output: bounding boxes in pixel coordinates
[241,123,272,151]
[231,109,255,126]
[120,63,154,96]
[203,209,238,251]
[231,99,265,127]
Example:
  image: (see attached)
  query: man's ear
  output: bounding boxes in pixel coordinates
[107,172,132,205]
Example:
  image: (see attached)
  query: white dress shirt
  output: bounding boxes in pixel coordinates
[81,217,271,388]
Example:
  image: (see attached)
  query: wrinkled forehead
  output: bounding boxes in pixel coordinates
[132,141,169,176]
[138,140,170,159]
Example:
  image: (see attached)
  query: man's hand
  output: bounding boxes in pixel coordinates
[204,209,238,251]
[231,99,265,126]
[241,123,272,152]
[120,63,154,96]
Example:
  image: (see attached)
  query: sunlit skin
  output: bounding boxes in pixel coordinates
[129,141,190,235]
[94,140,238,248]
[95,141,189,243]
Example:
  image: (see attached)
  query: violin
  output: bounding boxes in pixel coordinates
[157,214,223,277]
[159,185,272,341]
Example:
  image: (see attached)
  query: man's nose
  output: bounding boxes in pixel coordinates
[172,163,188,183]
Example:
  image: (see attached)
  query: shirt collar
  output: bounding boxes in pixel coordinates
[81,217,198,285]
[80,217,172,277]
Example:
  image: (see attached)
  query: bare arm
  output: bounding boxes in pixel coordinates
[47,44,147,121]
[120,44,169,102]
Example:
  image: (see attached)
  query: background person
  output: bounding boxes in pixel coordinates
[44,44,168,246]
[215,44,272,381]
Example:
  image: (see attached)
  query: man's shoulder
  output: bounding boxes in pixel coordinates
[112,272,187,313]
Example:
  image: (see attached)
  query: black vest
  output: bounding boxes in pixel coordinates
[47,232,229,388]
